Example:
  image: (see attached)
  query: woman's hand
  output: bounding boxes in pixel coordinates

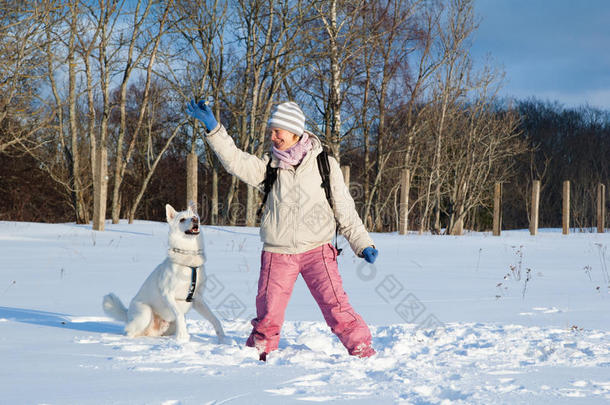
[361,246,378,264]
[186,99,218,132]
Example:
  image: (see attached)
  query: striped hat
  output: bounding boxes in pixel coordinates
[268,101,305,136]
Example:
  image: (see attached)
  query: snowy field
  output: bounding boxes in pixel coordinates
[1,220,609,404]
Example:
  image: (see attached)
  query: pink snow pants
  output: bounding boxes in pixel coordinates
[245,243,372,355]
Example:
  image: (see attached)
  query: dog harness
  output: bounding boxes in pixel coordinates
[168,248,201,302]
[185,267,198,302]
[171,248,203,255]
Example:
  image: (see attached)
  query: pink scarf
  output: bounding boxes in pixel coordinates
[272,132,313,169]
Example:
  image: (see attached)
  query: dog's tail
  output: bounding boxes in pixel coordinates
[102,293,128,323]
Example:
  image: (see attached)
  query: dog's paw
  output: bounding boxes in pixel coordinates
[125,325,138,338]
[175,331,190,343]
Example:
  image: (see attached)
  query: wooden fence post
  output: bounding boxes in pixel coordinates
[92,147,108,231]
[493,182,502,236]
[530,180,540,236]
[340,165,350,187]
[598,183,606,233]
[399,169,410,235]
[562,180,570,235]
[186,152,198,210]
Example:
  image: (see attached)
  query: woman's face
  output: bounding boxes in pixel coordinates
[270,127,300,151]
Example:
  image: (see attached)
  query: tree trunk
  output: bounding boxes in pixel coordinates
[562,180,570,235]
[187,152,198,208]
[83,47,97,223]
[224,177,239,225]
[93,146,108,230]
[68,1,87,224]
[399,169,410,235]
[598,183,606,233]
[93,6,112,231]
[327,0,341,160]
[211,165,219,225]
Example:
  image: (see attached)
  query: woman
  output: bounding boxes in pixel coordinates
[186,100,379,359]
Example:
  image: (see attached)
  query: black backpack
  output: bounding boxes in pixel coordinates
[258,149,342,255]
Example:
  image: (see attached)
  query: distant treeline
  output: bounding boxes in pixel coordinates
[501,100,610,231]
[1,98,608,231]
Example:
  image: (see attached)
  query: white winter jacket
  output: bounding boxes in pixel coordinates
[205,124,374,255]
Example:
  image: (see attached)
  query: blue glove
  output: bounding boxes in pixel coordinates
[186,99,218,132]
[361,246,378,264]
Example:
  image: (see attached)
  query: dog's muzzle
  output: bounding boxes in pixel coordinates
[185,216,200,235]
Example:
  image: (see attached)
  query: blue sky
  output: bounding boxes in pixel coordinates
[471,0,610,109]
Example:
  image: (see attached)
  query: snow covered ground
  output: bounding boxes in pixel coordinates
[0,220,609,404]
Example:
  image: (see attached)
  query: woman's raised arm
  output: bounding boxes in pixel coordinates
[186,100,267,188]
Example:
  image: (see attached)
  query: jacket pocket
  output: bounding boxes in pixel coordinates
[260,203,293,247]
[298,202,335,247]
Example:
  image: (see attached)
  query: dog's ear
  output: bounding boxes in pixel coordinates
[165,204,177,223]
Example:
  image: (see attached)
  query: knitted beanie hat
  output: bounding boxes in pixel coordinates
[268,101,305,136]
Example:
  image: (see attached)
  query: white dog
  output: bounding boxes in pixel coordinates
[102,204,225,343]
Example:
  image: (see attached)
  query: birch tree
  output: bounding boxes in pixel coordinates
[0,1,54,154]
[306,0,367,160]
[66,0,89,223]
[168,0,229,224]
[236,0,317,226]
[444,84,525,234]
[110,0,173,223]
[356,0,421,230]
[418,0,475,233]
[36,1,90,223]
[92,0,122,231]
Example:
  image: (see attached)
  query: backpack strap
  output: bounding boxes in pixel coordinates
[317,149,342,255]
[257,156,278,217]
[257,149,342,256]
[316,149,334,210]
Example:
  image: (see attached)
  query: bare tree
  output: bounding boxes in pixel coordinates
[92,0,122,231]
[0,1,54,154]
[126,81,188,222]
[167,0,230,224]
[416,0,476,234]
[110,0,173,224]
[354,0,422,230]
[0,0,538,233]
[175,0,317,226]
[67,0,89,223]
[303,0,368,160]
[76,0,103,207]
[445,94,526,235]
[238,0,318,226]
[32,1,91,223]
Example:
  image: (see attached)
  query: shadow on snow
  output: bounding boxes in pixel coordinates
[0,306,123,334]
